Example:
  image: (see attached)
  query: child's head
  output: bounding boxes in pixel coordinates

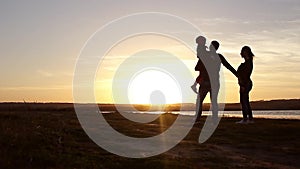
[196,36,206,46]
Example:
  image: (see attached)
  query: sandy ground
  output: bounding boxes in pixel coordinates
[1,109,299,169]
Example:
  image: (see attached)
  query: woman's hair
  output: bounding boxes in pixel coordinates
[242,46,254,59]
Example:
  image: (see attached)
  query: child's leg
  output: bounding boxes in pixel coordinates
[191,80,198,94]
[192,80,197,86]
[191,72,201,94]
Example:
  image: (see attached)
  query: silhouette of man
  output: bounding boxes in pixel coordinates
[195,40,237,122]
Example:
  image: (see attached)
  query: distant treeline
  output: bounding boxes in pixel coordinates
[0,99,300,112]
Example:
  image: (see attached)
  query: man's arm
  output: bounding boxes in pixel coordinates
[219,54,237,76]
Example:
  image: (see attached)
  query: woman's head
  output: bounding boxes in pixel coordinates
[241,46,254,60]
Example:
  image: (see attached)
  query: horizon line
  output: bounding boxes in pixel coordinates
[0,98,299,105]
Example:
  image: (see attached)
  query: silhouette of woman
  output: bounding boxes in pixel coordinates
[236,46,254,124]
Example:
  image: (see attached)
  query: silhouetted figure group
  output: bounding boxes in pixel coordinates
[192,36,254,124]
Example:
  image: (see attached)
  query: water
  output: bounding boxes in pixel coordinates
[102,110,300,120]
[208,110,300,120]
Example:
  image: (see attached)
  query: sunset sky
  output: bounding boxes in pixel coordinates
[1,0,299,104]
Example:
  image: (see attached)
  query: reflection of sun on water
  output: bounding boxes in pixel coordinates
[128,69,182,104]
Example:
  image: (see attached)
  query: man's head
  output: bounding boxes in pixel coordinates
[209,40,220,52]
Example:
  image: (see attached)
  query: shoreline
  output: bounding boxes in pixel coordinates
[1,104,300,120]
[1,99,300,112]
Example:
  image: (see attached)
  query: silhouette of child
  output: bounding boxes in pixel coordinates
[191,36,208,94]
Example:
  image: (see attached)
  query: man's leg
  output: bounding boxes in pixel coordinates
[210,83,220,121]
[196,85,209,122]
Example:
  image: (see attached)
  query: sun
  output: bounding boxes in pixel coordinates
[128,68,182,104]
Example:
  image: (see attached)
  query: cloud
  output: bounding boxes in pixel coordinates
[37,70,53,77]
[0,85,71,91]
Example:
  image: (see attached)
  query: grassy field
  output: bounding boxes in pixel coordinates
[1,107,300,169]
